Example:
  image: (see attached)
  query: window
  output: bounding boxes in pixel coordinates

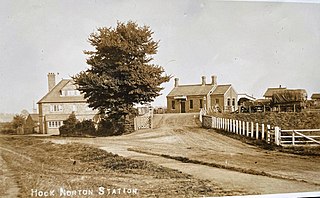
[227,98,231,106]
[189,100,193,109]
[232,98,235,106]
[215,99,219,104]
[50,104,63,112]
[60,90,81,96]
[172,100,175,109]
[199,99,203,108]
[48,121,63,128]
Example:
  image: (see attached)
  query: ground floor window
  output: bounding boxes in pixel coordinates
[189,100,193,109]
[200,99,203,108]
[48,121,63,128]
[172,100,175,109]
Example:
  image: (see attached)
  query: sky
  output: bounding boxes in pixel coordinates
[0,0,320,113]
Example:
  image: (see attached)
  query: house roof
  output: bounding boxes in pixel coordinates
[167,84,233,97]
[238,93,256,101]
[212,84,232,95]
[167,84,215,97]
[38,79,86,103]
[263,87,287,98]
[311,93,320,100]
[28,114,39,121]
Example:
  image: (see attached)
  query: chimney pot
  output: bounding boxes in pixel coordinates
[47,73,56,92]
[211,75,217,86]
[201,76,206,85]
[174,78,179,87]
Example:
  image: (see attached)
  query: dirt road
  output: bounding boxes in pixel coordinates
[50,113,320,195]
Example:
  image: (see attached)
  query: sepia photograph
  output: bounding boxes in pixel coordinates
[1,0,320,197]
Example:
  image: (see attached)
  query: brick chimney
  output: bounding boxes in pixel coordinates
[174,78,179,87]
[211,75,217,86]
[201,76,206,85]
[47,73,56,92]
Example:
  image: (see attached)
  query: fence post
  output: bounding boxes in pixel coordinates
[292,131,295,146]
[222,118,225,130]
[256,123,259,140]
[227,119,229,132]
[235,120,238,134]
[261,124,265,140]
[251,122,254,138]
[246,122,249,136]
[267,125,271,144]
[239,121,242,135]
[275,126,281,146]
[242,121,245,136]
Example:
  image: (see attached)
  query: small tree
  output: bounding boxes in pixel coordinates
[12,114,26,129]
[74,21,170,135]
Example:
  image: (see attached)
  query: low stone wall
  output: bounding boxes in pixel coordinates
[206,112,320,129]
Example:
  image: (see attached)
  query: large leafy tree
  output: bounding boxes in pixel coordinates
[74,21,170,121]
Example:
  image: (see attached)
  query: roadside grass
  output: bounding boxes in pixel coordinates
[128,148,312,185]
[0,136,246,197]
[210,128,320,156]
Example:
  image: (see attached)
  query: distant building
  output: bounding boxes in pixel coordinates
[263,87,287,99]
[311,93,320,101]
[38,73,98,135]
[311,93,320,105]
[166,75,238,113]
[237,93,256,106]
[24,113,40,134]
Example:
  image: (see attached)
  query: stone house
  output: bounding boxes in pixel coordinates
[24,113,39,134]
[166,75,238,113]
[38,73,98,135]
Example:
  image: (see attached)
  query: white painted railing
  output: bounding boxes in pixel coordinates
[280,129,320,146]
[200,114,320,147]
[206,116,280,145]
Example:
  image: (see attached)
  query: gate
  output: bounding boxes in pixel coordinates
[134,107,153,130]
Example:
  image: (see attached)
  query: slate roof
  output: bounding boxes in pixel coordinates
[311,93,320,100]
[167,84,232,97]
[38,79,86,103]
[263,87,287,98]
[212,85,232,95]
[167,84,214,97]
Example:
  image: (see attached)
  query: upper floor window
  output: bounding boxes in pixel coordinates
[60,90,81,96]
[189,100,193,109]
[227,98,231,106]
[232,98,236,106]
[50,104,63,112]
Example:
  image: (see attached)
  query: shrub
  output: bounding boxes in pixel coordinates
[60,112,97,136]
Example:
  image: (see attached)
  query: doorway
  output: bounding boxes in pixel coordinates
[181,101,186,113]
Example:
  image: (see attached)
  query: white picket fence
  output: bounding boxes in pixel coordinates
[206,116,280,145]
[200,113,320,146]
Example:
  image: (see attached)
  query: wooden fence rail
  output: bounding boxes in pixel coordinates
[200,113,320,147]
